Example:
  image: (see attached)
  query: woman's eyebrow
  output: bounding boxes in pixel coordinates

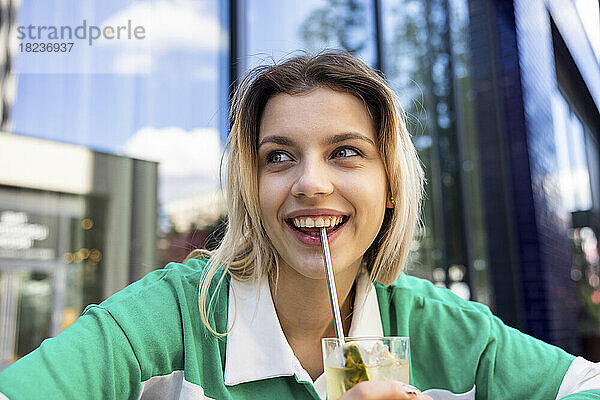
[323,132,376,146]
[258,135,294,148]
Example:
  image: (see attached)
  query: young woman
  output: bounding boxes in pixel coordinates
[1,51,599,400]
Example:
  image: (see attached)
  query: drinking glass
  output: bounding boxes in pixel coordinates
[322,336,410,400]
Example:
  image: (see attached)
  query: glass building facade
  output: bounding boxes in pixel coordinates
[0,0,599,364]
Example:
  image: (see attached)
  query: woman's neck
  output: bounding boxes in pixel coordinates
[269,260,360,380]
[270,262,359,340]
[272,280,355,342]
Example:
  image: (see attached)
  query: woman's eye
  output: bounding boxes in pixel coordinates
[331,147,360,159]
[266,151,292,164]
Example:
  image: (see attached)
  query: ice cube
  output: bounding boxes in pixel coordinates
[361,341,392,365]
[325,345,345,367]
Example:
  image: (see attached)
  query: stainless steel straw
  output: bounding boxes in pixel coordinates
[320,227,345,345]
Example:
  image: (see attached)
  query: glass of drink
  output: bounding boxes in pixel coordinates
[322,336,410,400]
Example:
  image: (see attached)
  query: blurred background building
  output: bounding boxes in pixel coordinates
[0,0,598,367]
[0,134,157,369]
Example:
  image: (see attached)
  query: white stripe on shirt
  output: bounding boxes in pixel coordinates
[556,356,600,399]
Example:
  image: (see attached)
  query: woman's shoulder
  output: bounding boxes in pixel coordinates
[98,256,228,317]
[374,273,493,318]
[82,256,228,367]
[374,273,497,356]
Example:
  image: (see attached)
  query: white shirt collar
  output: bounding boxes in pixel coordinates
[224,270,383,399]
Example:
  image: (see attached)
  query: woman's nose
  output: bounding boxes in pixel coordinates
[290,158,334,199]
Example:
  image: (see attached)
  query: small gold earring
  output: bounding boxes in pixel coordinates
[390,195,395,205]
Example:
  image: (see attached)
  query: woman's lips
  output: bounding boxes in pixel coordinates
[285,217,347,246]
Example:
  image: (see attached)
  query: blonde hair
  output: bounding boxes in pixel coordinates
[187,50,424,335]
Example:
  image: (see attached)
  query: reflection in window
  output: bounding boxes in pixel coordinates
[552,89,593,213]
[381,0,473,297]
[15,272,53,359]
[570,227,600,337]
[0,190,107,368]
[382,0,440,282]
[11,0,227,204]
[246,0,376,69]
[448,0,489,304]
[574,0,600,61]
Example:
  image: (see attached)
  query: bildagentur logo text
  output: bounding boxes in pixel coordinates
[17,20,146,46]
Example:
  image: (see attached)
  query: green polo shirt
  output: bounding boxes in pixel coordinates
[0,258,598,399]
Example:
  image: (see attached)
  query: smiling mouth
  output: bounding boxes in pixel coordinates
[286,216,349,237]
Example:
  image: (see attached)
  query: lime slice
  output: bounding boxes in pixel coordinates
[342,342,370,390]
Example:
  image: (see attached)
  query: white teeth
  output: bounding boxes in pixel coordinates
[292,216,344,228]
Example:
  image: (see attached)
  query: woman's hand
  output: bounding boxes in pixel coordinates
[338,381,433,400]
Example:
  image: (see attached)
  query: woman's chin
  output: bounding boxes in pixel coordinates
[289,263,328,280]
[284,259,355,281]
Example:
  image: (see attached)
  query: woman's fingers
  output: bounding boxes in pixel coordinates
[338,380,433,400]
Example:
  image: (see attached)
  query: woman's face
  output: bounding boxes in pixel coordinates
[257,87,390,280]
